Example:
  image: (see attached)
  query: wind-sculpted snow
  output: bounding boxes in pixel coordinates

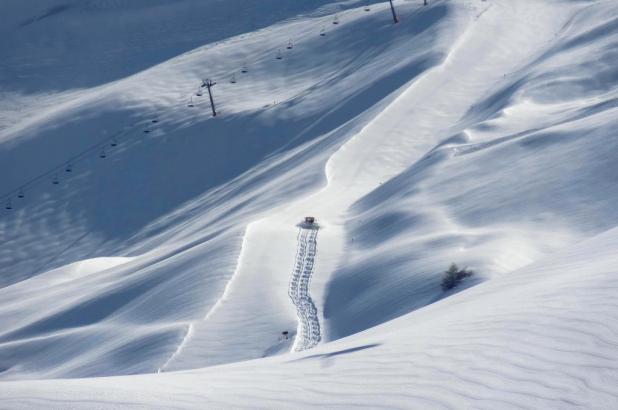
[0,0,453,379]
[2,226,618,408]
[0,0,449,286]
[1,0,618,406]
[0,0,338,93]
[323,0,618,341]
[289,226,321,351]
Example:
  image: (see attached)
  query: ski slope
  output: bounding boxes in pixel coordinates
[1,0,618,407]
[3,225,618,408]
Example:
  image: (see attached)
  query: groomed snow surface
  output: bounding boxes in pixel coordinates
[1,0,617,408]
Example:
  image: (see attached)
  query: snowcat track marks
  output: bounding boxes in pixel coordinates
[289,226,321,351]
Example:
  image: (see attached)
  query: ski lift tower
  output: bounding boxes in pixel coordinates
[388,0,399,23]
[203,79,217,117]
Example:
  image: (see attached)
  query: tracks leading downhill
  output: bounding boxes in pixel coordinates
[289,226,321,351]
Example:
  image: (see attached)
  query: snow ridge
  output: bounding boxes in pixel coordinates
[156,323,193,374]
[289,225,321,351]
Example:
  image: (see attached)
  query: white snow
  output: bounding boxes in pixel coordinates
[3,225,618,408]
[1,0,617,407]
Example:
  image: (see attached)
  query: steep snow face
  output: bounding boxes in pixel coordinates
[1,0,617,405]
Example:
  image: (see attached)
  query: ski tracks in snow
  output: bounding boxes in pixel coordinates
[289,226,321,351]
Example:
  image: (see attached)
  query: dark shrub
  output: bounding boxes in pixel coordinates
[441,263,473,291]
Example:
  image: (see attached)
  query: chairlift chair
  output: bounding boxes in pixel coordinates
[99,148,107,158]
[5,199,12,210]
[333,15,339,24]
[320,27,326,36]
[17,189,24,199]
[276,49,283,60]
[230,73,237,83]
[52,175,60,185]
[110,138,118,147]
[65,163,72,172]
[188,96,195,107]
[286,40,293,49]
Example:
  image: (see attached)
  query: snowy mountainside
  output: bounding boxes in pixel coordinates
[325,0,618,340]
[1,0,618,408]
[0,0,456,379]
[3,224,618,408]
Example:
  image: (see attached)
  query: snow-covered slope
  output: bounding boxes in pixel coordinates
[1,0,457,379]
[1,0,617,407]
[2,224,618,408]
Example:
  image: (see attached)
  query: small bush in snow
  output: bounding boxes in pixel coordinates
[441,263,473,291]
